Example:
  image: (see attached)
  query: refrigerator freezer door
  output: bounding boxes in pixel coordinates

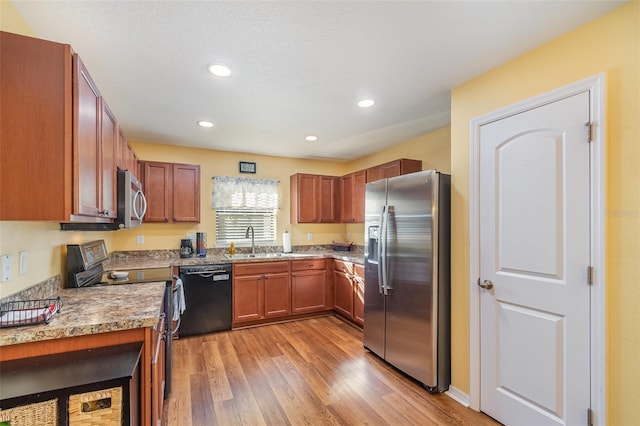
[363,178,387,358]
[384,170,439,387]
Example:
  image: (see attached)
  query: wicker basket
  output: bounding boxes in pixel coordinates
[0,398,58,426]
[68,386,122,426]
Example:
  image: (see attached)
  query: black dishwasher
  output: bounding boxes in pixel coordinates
[178,264,232,337]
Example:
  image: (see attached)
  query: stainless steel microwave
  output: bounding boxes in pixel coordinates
[60,169,147,231]
[117,169,147,229]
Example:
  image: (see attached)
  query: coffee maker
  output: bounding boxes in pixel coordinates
[180,239,194,258]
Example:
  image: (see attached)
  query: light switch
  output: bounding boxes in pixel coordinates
[1,255,11,282]
[307,232,313,241]
[137,235,144,244]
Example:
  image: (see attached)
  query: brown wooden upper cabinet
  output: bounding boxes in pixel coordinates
[74,55,117,220]
[290,173,340,223]
[0,31,129,222]
[117,129,140,178]
[142,161,200,223]
[98,99,118,219]
[366,159,422,183]
[340,170,366,223]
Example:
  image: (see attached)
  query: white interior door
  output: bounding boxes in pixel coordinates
[479,92,591,425]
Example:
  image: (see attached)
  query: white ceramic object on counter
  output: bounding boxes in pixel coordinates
[109,271,129,279]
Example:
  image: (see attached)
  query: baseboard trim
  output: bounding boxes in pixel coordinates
[446,385,471,408]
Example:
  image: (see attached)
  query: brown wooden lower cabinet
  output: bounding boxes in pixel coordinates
[334,268,354,318]
[352,264,365,326]
[233,261,291,325]
[333,260,364,326]
[264,272,291,318]
[291,259,327,314]
[233,259,336,327]
[231,258,362,328]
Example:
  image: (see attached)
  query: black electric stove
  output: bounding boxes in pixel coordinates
[65,239,175,397]
[66,240,172,288]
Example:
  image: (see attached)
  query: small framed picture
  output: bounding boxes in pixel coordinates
[239,161,256,174]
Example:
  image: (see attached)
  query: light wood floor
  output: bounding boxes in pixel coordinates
[162,315,499,425]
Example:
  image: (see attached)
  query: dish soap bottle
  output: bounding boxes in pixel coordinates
[229,242,235,256]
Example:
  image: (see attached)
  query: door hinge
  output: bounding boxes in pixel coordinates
[587,407,594,426]
[587,266,594,285]
[586,122,593,142]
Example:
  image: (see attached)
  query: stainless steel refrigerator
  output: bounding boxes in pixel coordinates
[363,170,451,392]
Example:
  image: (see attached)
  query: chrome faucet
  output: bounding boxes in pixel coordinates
[245,226,255,254]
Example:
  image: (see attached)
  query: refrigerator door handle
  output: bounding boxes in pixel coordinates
[385,205,395,294]
[377,205,386,294]
[380,205,389,296]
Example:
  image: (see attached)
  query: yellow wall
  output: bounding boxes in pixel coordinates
[450,3,639,423]
[348,126,451,174]
[0,0,29,34]
[345,126,451,243]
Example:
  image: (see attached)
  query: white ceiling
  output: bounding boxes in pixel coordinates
[12,0,625,162]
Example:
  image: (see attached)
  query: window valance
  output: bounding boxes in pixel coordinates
[212,176,279,209]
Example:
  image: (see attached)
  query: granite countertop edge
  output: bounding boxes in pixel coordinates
[0,282,166,347]
[104,251,364,270]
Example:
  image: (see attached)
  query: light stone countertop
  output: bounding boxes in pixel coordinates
[103,251,364,271]
[0,282,166,347]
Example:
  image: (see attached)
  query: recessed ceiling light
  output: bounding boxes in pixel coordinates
[357,99,375,108]
[305,135,318,142]
[209,64,231,77]
[197,120,214,128]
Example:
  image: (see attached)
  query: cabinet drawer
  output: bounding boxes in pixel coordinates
[291,259,325,271]
[234,261,290,276]
[334,259,354,274]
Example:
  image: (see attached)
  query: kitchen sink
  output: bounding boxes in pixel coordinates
[223,252,318,260]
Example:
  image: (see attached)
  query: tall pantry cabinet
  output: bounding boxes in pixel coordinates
[0,31,121,222]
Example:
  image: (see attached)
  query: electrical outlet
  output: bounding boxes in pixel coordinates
[346,231,351,240]
[19,251,28,275]
[136,235,144,244]
[1,255,11,282]
[307,232,313,241]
